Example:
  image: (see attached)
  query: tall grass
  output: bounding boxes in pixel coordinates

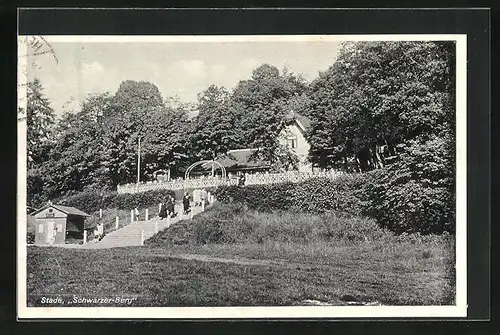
[194,202,393,245]
[147,202,452,248]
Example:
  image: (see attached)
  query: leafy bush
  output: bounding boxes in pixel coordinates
[55,189,175,214]
[214,174,371,216]
[214,182,296,212]
[368,136,455,234]
[214,162,454,235]
[291,175,372,216]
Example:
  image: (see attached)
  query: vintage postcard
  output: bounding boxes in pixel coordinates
[18,34,467,319]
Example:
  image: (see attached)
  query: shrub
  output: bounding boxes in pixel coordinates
[213,161,454,235]
[367,136,455,234]
[213,182,296,212]
[213,174,371,216]
[291,175,372,216]
[55,189,175,213]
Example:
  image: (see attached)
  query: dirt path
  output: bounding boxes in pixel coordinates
[152,252,290,267]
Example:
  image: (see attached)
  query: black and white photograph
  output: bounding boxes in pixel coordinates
[17,33,467,319]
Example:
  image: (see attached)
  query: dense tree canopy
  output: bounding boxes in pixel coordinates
[26,42,457,234]
[306,41,455,172]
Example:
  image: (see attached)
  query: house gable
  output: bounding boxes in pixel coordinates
[279,112,313,172]
[32,204,90,218]
[33,206,68,219]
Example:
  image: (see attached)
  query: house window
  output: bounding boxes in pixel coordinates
[38,224,44,233]
[56,224,63,232]
[286,137,297,149]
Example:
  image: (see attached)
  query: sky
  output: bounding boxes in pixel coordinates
[26,39,342,116]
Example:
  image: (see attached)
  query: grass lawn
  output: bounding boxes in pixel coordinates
[27,241,454,307]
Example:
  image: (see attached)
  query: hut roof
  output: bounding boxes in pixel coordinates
[198,149,270,171]
[31,203,91,217]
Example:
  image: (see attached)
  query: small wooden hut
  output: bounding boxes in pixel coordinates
[31,202,94,245]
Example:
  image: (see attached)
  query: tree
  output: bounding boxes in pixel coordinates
[37,92,114,200]
[230,64,309,169]
[26,78,57,206]
[113,80,164,115]
[306,41,455,171]
[190,85,239,162]
[100,81,165,186]
[26,78,55,168]
[141,107,191,179]
[370,133,455,234]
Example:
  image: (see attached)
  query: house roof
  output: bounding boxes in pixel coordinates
[200,149,270,171]
[31,203,91,217]
[287,110,311,132]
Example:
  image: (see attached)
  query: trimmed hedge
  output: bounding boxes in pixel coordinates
[213,170,454,235]
[55,189,176,214]
[214,174,372,217]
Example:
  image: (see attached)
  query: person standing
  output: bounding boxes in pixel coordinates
[201,188,208,206]
[134,207,140,221]
[167,195,175,218]
[238,172,246,187]
[193,189,201,207]
[159,201,167,219]
[96,222,104,241]
[182,192,191,215]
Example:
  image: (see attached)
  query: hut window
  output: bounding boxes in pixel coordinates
[38,224,44,233]
[48,208,53,213]
[56,223,63,232]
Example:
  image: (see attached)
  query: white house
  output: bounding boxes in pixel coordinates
[278,110,314,172]
[186,110,315,176]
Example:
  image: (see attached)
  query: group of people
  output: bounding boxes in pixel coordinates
[158,188,212,220]
[237,172,246,186]
[181,188,210,215]
[159,194,177,219]
[192,188,209,207]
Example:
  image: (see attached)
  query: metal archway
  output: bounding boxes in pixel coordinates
[184,160,227,180]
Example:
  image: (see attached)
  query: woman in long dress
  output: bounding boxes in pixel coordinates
[159,201,167,219]
[166,196,175,217]
[182,192,191,215]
